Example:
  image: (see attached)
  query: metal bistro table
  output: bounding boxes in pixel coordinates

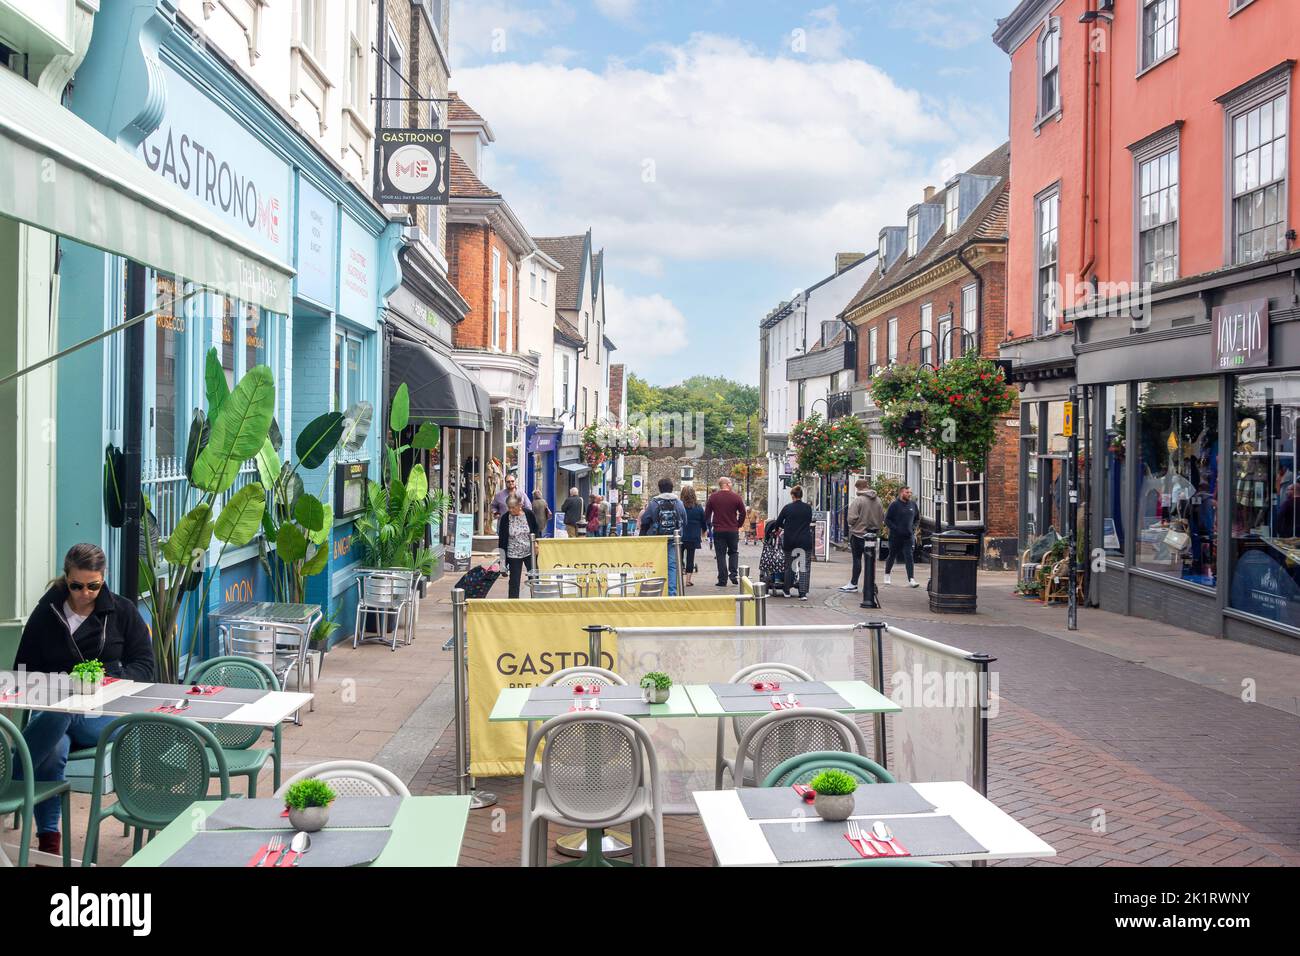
[682,680,900,718]
[212,601,323,717]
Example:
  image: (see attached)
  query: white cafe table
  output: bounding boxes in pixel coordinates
[693,781,1056,866]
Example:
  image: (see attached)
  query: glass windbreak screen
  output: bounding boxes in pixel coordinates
[154,275,185,460]
[1229,371,1300,627]
[1135,378,1218,587]
[245,305,267,372]
[1103,384,1128,555]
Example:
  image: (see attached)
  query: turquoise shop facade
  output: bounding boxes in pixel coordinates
[55,2,402,655]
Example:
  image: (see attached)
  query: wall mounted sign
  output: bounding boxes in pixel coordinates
[376,128,450,205]
[295,176,337,308]
[1212,298,1269,370]
[334,459,370,518]
[338,213,377,327]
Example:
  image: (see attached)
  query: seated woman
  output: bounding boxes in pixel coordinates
[14,544,154,855]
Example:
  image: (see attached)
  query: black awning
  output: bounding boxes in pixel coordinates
[389,335,490,431]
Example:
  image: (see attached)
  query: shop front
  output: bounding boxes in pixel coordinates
[526,424,563,532]
[1075,250,1300,653]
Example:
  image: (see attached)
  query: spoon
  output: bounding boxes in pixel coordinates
[289,830,311,866]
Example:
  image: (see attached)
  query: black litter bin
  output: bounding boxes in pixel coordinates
[859,532,880,609]
[928,529,980,614]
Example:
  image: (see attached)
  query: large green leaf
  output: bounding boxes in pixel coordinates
[261,509,279,543]
[407,463,428,503]
[276,521,308,563]
[255,437,281,489]
[184,408,210,483]
[162,504,214,568]
[207,364,276,463]
[204,348,230,423]
[295,411,345,470]
[412,422,440,450]
[390,382,410,434]
[293,493,326,532]
[340,401,373,455]
[308,503,333,547]
[302,543,329,577]
[214,483,266,546]
[191,450,244,494]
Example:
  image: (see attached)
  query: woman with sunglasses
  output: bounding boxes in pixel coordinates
[13,543,154,856]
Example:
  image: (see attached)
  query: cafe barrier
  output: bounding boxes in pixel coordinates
[608,624,860,813]
[457,593,742,779]
[737,567,766,626]
[536,535,674,595]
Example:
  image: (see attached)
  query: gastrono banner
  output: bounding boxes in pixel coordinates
[376,128,450,205]
[536,536,671,592]
[466,596,739,776]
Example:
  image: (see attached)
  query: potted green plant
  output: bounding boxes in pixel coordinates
[807,768,858,822]
[639,672,672,704]
[70,660,105,695]
[283,778,336,833]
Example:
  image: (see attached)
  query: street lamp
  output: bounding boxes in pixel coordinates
[727,416,756,502]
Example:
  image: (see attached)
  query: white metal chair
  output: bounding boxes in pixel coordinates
[220,619,312,722]
[714,662,815,788]
[353,570,417,651]
[526,569,585,599]
[522,711,664,867]
[605,576,667,597]
[275,760,411,798]
[732,707,868,788]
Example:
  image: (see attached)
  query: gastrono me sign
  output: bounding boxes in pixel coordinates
[376,128,449,205]
[1212,298,1269,370]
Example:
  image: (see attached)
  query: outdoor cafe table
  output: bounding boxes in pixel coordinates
[693,782,1056,866]
[123,795,471,867]
[682,680,901,718]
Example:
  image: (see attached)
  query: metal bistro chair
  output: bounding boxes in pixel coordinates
[354,569,418,651]
[220,619,312,722]
[522,711,665,867]
[82,713,231,866]
[526,569,585,599]
[733,708,869,790]
[381,568,426,645]
[187,655,284,797]
[715,662,815,789]
[761,750,895,788]
[0,712,72,867]
[276,760,410,798]
[605,577,667,597]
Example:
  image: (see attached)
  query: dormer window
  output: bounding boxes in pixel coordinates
[945,186,960,235]
[879,234,888,270]
[907,212,919,257]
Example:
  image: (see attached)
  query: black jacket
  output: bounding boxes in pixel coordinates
[769,500,814,552]
[886,497,921,539]
[497,509,541,552]
[16,584,155,680]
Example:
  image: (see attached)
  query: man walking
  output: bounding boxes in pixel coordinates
[884,486,921,587]
[491,475,518,520]
[705,477,746,588]
[561,487,584,538]
[840,478,885,591]
[639,477,688,595]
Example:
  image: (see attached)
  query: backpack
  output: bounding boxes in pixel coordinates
[650,496,681,535]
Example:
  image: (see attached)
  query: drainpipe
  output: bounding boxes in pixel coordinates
[955,240,986,535]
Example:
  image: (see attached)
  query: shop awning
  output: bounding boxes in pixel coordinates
[559,462,590,477]
[389,334,490,430]
[0,65,293,313]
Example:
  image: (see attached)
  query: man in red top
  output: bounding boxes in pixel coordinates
[705,477,747,587]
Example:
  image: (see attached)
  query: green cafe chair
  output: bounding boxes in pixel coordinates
[838,859,946,867]
[0,712,72,867]
[82,713,230,866]
[761,750,896,788]
[188,656,283,797]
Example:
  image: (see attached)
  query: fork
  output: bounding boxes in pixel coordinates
[846,820,876,857]
[258,835,283,867]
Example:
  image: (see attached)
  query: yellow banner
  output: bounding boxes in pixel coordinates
[466,596,738,776]
[536,535,672,593]
[740,576,757,626]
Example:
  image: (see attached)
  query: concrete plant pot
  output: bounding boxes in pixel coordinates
[641,684,671,705]
[287,805,330,833]
[813,792,855,822]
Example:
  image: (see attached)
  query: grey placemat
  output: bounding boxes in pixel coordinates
[709,680,832,698]
[737,784,936,819]
[527,685,645,701]
[759,815,986,863]
[517,697,651,718]
[162,828,392,867]
[133,683,268,704]
[203,797,402,831]
[104,696,243,720]
[717,693,850,713]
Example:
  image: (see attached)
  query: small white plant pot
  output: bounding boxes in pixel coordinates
[641,685,671,704]
[71,677,102,695]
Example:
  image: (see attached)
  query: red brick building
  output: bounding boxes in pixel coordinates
[842,144,1020,566]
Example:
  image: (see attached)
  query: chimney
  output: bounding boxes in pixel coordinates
[923,185,938,203]
[835,252,867,274]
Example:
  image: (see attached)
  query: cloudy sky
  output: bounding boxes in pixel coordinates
[450,0,1014,385]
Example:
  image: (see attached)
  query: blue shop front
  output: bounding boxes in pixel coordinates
[57,2,398,661]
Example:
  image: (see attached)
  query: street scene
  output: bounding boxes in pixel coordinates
[0,0,1297,931]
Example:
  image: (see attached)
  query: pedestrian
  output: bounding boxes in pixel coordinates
[598,495,611,537]
[681,485,707,587]
[15,543,155,856]
[841,478,886,592]
[531,490,552,538]
[884,485,922,587]
[612,496,625,536]
[705,477,746,588]
[491,474,518,519]
[497,493,540,598]
[767,485,814,600]
[586,494,602,538]
[639,477,688,595]
[560,486,584,538]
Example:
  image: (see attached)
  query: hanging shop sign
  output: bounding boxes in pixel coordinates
[376,128,450,205]
[1212,298,1269,371]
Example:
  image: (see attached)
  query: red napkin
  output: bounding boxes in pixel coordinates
[752,680,781,692]
[571,684,601,695]
[149,704,185,714]
[187,684,226,696]
[793,784,816,804]
[843,832,910,858]
[771,699,802,711]
[280,807,290,818]
[246,843,279,867]
[0,688,20,702]
[275,850,299,867]
[102,677,121,686]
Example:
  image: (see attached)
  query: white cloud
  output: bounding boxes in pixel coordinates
[791,6,853,60]
[448,1,573,68]
[888,0,994,50]
[604,285,689,359]
[454,33,1001,279]
[594,0,639,23]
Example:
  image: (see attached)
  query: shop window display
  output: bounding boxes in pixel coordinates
[1135,379,1218,586]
